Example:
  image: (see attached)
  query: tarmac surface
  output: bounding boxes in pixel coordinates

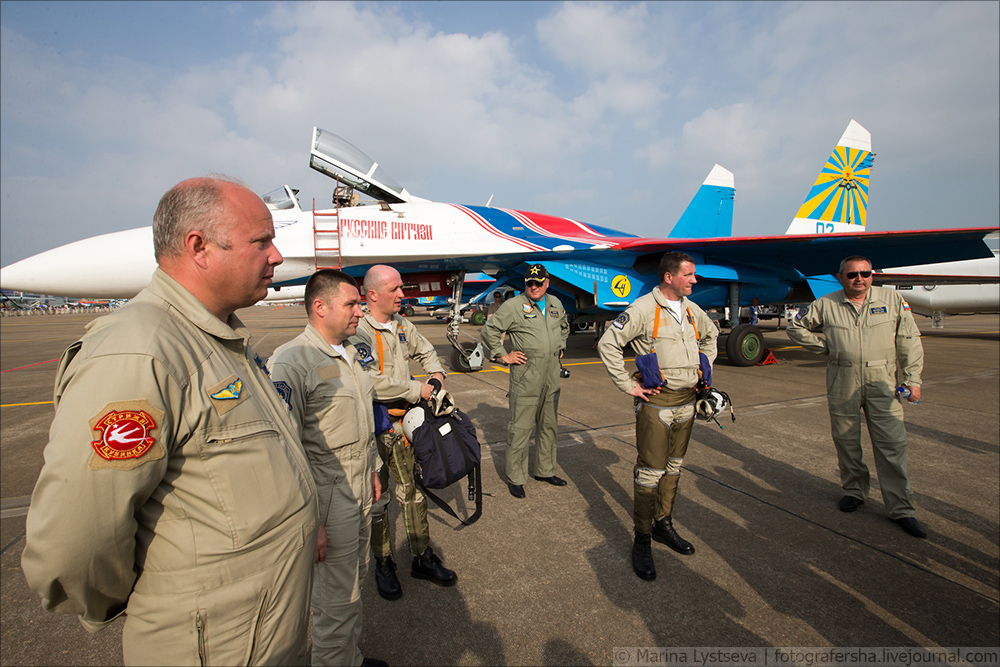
[1,307,998,666]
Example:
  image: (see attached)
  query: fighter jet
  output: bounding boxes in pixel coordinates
[2,122,995,370]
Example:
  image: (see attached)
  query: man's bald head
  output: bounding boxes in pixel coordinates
[363,265,401,294]
[363,264,405,322]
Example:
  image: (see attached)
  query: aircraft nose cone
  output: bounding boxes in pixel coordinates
[1,227,156,298]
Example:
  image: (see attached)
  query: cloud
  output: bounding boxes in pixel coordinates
[1,1,997,268]
[537,2,665,77]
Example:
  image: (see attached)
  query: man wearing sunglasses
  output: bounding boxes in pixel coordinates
[787,255,926,539]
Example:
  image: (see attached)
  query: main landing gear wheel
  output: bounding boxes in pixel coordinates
[726,323,764,367]
[401,304,415,317]
[469,308,487,326]
[450,342,478,373]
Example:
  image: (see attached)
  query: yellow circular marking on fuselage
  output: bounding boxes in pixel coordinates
[611,275,632,298]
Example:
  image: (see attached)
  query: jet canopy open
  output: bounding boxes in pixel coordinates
[310,127,425,204]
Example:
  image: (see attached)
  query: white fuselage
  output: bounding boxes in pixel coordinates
[0,199,614,299]
[882,254,1000,316]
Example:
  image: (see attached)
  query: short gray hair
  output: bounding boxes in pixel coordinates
[152,174,247,261]
[838,255,872,274]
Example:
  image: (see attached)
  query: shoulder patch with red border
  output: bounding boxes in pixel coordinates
[88,400,165,471]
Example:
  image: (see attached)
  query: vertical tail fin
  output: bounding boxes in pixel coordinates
[785,120,874,235]
[668,164,735,238]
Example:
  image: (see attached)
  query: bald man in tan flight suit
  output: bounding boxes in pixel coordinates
[22,177,319,665]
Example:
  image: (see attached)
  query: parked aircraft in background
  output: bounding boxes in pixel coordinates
[875,232,1000,327]
[779,132,998,328]
[260,284,306,304]
[1,122,995,370]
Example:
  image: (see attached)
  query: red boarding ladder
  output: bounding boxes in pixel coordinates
[313,177,342,270]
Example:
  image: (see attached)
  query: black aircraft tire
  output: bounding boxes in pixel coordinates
[402,304,416,317]
[450,342,478,373]
[726,323,764,367]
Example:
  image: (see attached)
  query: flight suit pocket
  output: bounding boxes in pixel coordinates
[865,317,897,364]
[189,588,271,667]
[315,395,360,450]
[826,362,857,403]
[201,419,310,547]
[315,473,347,525]
[862,359,896,397]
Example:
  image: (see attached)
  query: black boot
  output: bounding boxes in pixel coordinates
[651,516,695,555]
[411,547,457,586]
[631,532,656,580]
[374,555,402,600]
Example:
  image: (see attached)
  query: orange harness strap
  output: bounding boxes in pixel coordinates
[686,307,700,341]
[653,303,700,341]
[374,329,385,373]
[374,328,410,442]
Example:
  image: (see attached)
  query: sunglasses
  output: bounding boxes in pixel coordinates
[844,271,872,279]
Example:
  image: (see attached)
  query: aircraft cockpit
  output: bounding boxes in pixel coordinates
[261,185,302,211]
[309,127,428,205]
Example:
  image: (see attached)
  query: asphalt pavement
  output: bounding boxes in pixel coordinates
[2,308,997,666]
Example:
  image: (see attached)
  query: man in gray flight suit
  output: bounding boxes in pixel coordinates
[598,252,718,581]
[481,263,570,499]
[787,255,927,539]
[350,265,456,602]
[269,270,387,667]
[21,177,319,665]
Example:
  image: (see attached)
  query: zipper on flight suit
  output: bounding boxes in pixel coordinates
[196,611,207,666]
[245,589,270,666]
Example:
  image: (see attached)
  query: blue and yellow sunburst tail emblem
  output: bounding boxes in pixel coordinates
[211,378,242,400]
[794,147,875,228]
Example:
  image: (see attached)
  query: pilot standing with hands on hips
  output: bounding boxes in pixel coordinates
[481,264,570,499]
[597,252,718,581]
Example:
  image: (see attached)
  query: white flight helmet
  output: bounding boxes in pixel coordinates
[402,389,457,441]
[696,388,731,422]
[402,406,428,442]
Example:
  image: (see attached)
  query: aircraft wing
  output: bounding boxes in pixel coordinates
[615,226,998,277]
[400,225,997,316]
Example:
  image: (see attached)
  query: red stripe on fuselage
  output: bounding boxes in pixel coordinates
[449,204,546,251]
[504,209,611,245]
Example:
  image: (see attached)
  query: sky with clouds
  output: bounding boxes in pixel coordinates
[1,0,997,268]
